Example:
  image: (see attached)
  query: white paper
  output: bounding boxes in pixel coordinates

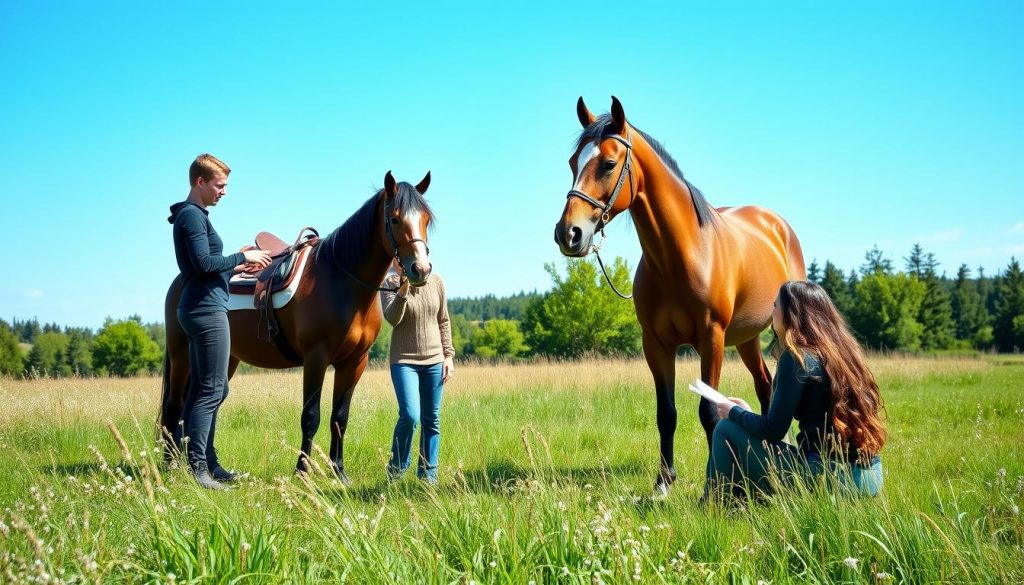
[687,379,732,405]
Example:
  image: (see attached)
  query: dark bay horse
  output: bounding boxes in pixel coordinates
[160,171,434,483]
[554,97,806,496]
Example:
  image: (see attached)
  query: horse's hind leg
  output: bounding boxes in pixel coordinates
[328,352,369,486]
[737,336,772,413]
[161,323,191,462]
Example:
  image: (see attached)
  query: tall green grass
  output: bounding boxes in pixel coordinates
[1,356,1021,583]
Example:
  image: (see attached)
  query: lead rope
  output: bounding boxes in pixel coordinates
[589,230,633,300]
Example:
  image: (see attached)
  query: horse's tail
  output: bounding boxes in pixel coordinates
[157,349,170,444]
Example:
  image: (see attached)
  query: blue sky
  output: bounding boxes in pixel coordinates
[2,1,1021,329]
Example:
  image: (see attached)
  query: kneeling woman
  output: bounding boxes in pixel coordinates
[707,280,886,500]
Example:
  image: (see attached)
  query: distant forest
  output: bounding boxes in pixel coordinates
[3,243,1023,378]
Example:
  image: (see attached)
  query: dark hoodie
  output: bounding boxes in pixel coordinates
[169,201,246,313]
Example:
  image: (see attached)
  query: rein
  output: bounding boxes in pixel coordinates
[566,132,636,300]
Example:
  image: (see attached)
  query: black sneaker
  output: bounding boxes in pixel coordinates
[210,465,240,483]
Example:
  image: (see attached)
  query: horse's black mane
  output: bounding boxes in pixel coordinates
[317,182,434,270]
[576,113,716,227]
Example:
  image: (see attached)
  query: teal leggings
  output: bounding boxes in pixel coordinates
[706,419,883,499]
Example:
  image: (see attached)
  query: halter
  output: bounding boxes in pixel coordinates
[337,202,430,293]
[565,131,636,299]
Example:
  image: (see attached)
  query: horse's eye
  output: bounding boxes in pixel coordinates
[601,159,617,173]
[389,217,400,224]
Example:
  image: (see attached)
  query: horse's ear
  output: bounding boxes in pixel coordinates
[610,95,627,134]
[577,96,595,128]
[415,171,431,195]
[384,170,397,199]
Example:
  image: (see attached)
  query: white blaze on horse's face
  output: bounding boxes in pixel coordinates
[572,141,601,191]
[396,208,432,286]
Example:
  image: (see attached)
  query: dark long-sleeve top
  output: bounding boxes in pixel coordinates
[728,349,844,458]
[380,272,455,365]
[169,201,245,313]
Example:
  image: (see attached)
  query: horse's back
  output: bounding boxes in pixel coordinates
[715,205,805,280]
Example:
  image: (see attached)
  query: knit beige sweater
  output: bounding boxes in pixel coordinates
[380,272,455,365]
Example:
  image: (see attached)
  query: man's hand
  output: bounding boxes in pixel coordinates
[397,278,411,297]
[243,249,272,269]
[442,357,454,383]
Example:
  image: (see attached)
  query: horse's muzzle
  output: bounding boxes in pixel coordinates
[554,221,592,257]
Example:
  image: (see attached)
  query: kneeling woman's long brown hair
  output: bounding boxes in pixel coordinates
[777,280,886,461]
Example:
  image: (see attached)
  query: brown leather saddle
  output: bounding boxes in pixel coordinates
[230,227,319,365]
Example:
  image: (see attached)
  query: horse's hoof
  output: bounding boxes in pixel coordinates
[652,481,671,501]
[333,467,352,487]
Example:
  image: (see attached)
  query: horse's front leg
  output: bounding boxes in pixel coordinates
[328,352,369,486]
[643,332,678,498]
[296,351,329,474]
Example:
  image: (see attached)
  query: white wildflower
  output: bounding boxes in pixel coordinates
[844,557,859,570]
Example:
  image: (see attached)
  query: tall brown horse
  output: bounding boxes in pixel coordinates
[160,171,434,484]
[554,97,806,496]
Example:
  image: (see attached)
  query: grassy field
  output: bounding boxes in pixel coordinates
[1,355,1022,583]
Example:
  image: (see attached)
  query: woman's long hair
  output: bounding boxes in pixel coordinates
[777,280,886,461]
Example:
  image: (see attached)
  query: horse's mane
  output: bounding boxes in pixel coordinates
[317,182,434,270]
[576,113,716,228]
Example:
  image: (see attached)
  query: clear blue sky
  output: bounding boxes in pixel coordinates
[2,1,1021,329]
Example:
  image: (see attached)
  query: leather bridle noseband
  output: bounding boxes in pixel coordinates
[565,131,636,299]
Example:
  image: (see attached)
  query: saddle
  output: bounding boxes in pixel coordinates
[230,227,319,365]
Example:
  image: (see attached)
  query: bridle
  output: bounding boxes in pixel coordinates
[565,131,636,299]
[337,201,430,293]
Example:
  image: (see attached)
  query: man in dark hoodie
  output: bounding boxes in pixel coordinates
[169,154,271,489]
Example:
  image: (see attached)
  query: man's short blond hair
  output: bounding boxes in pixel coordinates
[189,154,231,186]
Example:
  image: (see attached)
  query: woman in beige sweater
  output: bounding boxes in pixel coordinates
[380,259,455,484]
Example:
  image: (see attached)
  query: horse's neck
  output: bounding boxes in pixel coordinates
[629,143,708,275]
[320,214,392,293]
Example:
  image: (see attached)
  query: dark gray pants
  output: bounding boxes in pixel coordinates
[177,308,231,470]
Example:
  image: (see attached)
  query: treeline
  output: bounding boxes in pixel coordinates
[0,316,164,378]
[447,291,540,322]
[371,244,1024,360]
[4,244,1023,377]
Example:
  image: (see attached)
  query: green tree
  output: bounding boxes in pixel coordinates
[471,320,527,359]
[92,318,162,376]
[369,321,392,362]
[992,258,1024,352]
[522,257,641,358]
[806,259,821,284]
[24,331,71,377]
[917,269,955,350]
[449,314,476,356]
[145,321,166,354]
[64,329,94,376]
[852,272,926,351]
[951,264,988,348]
[860,245,893,277]
[904,243,930,279]
[0,321,24,377]
[820,261,854,318]
[905,246,954,350]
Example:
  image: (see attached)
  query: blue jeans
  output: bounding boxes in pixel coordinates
[177,308,231,471]
[388,362,444,481]
[706,419,883,499]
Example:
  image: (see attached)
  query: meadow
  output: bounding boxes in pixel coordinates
[1,355,1022,583]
